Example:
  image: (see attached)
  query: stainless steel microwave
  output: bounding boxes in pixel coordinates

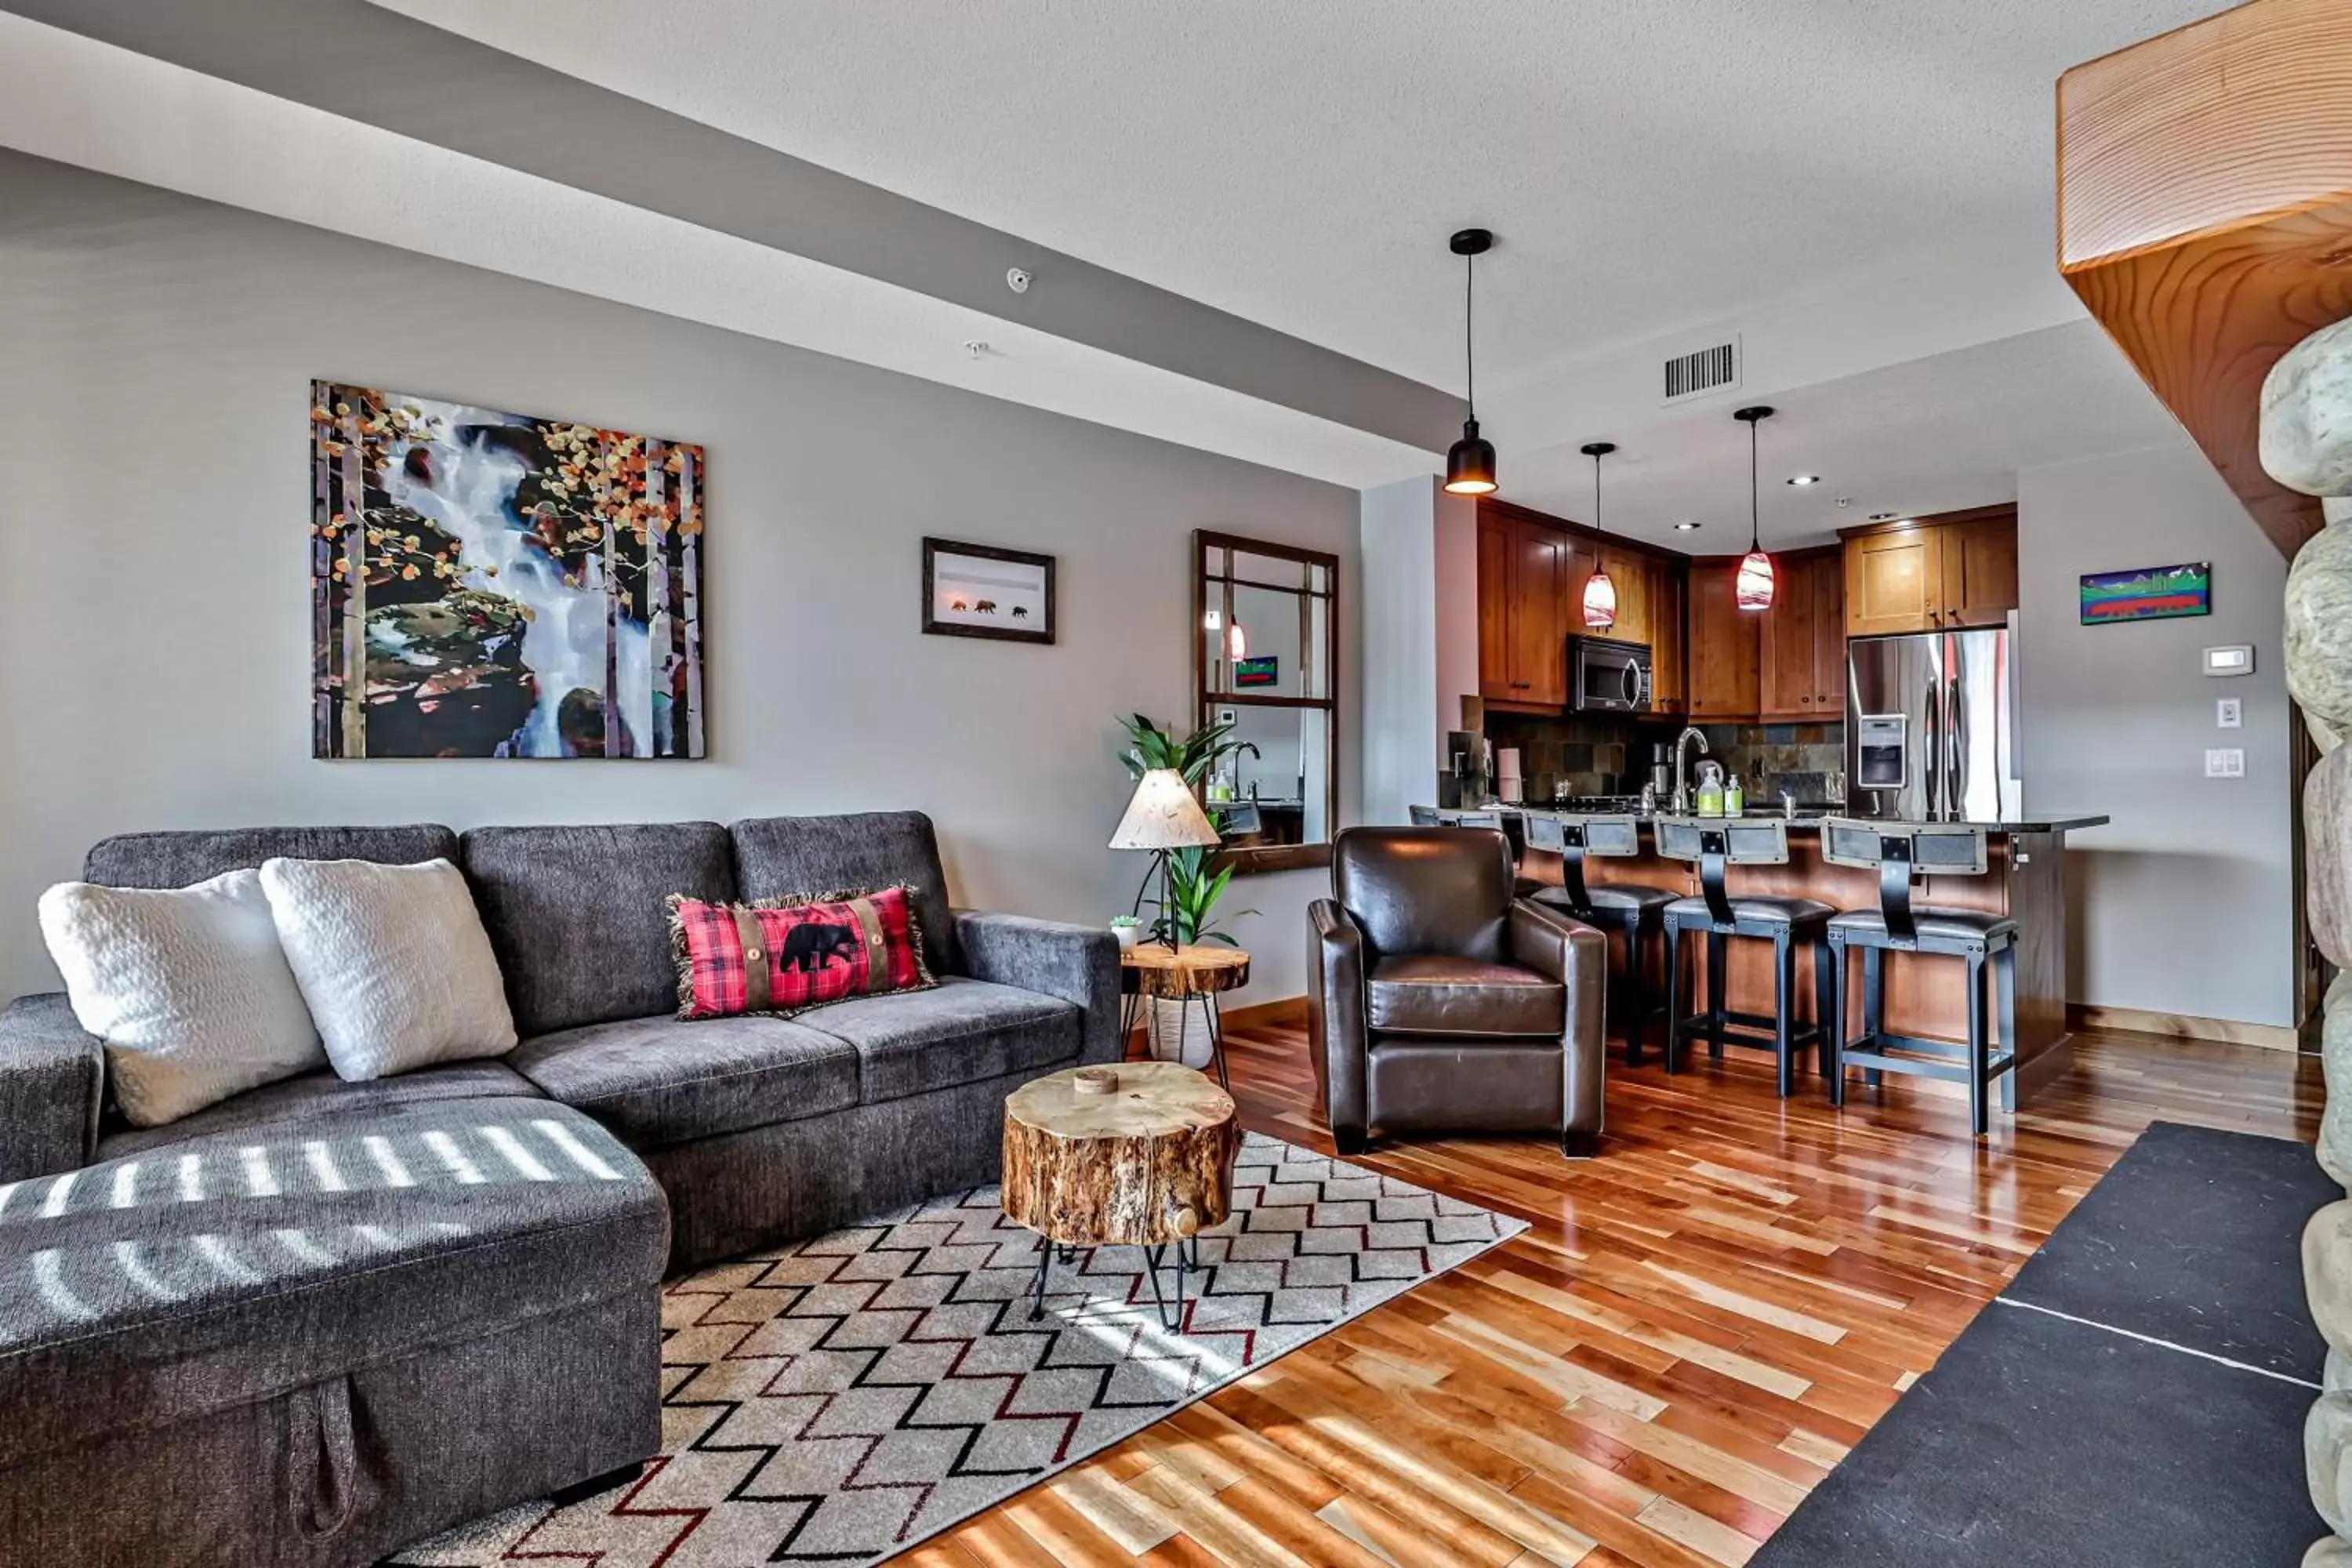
[1566,634,1653,713]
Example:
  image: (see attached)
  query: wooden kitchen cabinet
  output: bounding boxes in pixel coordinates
[1517,531,1577,707]
[1477,514,1512,697]
[1650,558,1687,713]
[1940,514,2019,627]
[1478,510,1572,707]
[1595,548,1650,647]
[1842,506,2016,636]
[1686,558,1759,719]
[1811,547,1846,710]
[1760,548,1845,720]
[1846,528,1943,636]
[1475,499,1687,715]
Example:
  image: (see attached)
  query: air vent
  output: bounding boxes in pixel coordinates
[1661,335,1741,405]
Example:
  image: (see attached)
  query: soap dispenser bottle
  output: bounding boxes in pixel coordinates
[1693,761,1726,818]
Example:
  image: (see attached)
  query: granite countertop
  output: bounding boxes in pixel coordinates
[1424,805,2111,834]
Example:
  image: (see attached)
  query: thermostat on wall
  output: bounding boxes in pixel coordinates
[2202,644,2255,677]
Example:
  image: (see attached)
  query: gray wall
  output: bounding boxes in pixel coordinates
[1358,477,1441,826]
[1356,476,1481,828]
[2017,441,2295,1029]
[0,154,1359,1004]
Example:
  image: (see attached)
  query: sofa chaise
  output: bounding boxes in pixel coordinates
[0,811,1118,1567]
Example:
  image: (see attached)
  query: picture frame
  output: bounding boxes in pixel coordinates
[2079,561,2212,625]
[922,538,1055,644]
[310,379,706,759]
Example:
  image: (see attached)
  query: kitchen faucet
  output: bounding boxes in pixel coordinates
[1671,726,1708,815]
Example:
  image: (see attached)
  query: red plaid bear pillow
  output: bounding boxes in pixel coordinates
[668,886,935,1021]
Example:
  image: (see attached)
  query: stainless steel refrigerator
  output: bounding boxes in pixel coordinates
[1843,614,2021,822]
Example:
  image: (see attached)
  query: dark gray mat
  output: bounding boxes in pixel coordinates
[1750,1305,2318,1566]
[2002,1120,2334,1377]
[1753,1120,2330,1566]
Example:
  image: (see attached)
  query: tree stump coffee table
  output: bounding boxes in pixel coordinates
[1000,1061,1241,1330]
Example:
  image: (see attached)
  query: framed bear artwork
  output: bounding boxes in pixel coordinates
[921,537,1055,645]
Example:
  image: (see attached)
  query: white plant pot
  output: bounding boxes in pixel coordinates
[1112,924,1142,953]
[1145,996,1216,1069]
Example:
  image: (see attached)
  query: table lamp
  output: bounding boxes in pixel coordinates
[1109,768,1222,950]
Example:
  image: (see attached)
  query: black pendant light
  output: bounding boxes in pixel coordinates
[1733,405,1777,611]
[1443,228,1497,495]
[1581,441,1618,628]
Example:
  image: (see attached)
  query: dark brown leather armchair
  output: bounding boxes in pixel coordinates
[1308,826,1608,1159]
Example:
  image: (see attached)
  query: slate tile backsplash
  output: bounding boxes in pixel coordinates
[1486,713,1845,804]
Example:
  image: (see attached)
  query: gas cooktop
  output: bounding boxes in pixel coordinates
[1546,794,1646,812]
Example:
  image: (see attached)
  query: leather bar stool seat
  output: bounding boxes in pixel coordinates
[1541,884,1677,917]
[1664,893,1834,929]
[1827,906,2018,944]
[1368,955,1566,1036]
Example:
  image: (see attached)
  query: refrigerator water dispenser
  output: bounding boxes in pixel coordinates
[1856,713,1908,791]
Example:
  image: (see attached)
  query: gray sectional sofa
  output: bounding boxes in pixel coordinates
[0,811,1118,1567]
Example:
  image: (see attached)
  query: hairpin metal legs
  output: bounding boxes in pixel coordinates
[1141,1236,1201,1332]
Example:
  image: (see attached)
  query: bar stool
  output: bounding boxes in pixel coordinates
[1820,819,2019,1137]
[1656,818,1836,1097]
[1523,814,1676,1063]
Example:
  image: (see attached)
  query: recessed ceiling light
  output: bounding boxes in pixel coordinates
[1868,510,1902,521]
[1786,474,1822,487]
[1671,521,1702,532]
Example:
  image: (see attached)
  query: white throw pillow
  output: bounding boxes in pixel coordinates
[38,869,327,1127]
[259,856,517,1080]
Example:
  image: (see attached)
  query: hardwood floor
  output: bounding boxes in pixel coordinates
[907,1022,2321,1566]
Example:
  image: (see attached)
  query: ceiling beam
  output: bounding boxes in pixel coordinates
[4,0,1462,456]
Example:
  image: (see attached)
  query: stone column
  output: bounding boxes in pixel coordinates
[2259,319,2352,1567]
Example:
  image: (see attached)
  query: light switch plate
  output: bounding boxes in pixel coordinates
[2217,697,2243,729]
[2205,747,2246,778]
[2204,644,2255,677]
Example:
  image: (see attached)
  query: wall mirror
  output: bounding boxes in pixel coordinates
[1193,530,1338,873]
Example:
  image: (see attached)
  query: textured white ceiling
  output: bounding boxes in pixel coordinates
[1499,320,2187,549]
[381,0,2226,394]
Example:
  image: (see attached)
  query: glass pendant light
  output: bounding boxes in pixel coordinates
[1733,405,1777,611]
[1443,228,1497,495]
[1581,441,1618,628]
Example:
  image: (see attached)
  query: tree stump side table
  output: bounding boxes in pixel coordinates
[1119,942,1251,1089]
[1000,1061,1240,1330]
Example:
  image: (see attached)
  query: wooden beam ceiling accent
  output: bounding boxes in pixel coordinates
[2058,0,2352,557]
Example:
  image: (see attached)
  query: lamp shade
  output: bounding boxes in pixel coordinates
[1582,566,1617,628]
[1444,422,1497,495]
[1109,768,1221,851]
[1732,406,1777,611]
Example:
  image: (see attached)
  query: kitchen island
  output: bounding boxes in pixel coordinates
[1417,807,2110,1098]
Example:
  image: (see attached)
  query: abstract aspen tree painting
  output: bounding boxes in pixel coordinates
[310,382,706,759]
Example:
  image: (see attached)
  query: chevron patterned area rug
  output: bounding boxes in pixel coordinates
[390,1131,1525,1566]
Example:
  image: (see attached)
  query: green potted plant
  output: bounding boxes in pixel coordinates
[1113,713,1258,946]
[1114,715,1259,1065]
[1107,913,1143,953]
